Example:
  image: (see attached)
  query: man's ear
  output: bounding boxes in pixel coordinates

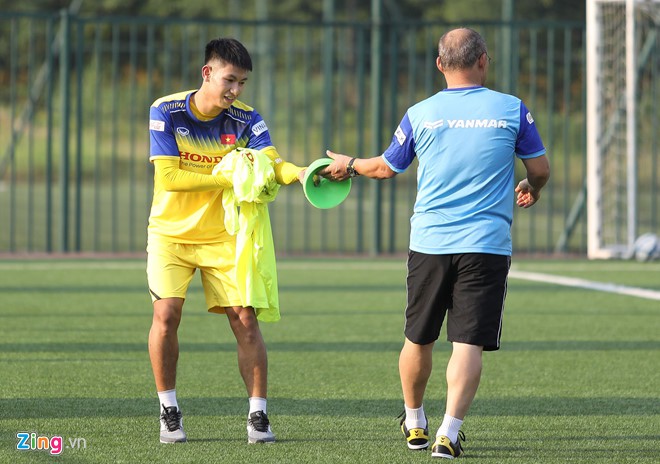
[201,64,211,81]
[478,53,488,70]
[436,56,444,73]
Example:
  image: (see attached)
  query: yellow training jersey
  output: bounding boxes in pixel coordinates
[148,90,278,243]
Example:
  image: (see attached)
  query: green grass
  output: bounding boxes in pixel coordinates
[0,258,659,463]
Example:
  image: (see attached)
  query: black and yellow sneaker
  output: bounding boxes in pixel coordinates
[398,412,429,450]
[431,431,465,459]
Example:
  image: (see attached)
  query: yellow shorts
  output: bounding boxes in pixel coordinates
[146,239,241,314]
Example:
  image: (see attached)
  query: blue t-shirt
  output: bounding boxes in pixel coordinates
[382,86,546,256]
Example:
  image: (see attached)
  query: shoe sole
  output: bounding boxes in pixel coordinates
[160,438,187,444]
[431,451,456,459]
[248,439,275,444]
[407,442,429,450]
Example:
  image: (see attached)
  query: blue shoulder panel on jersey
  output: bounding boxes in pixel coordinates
[149,98,181,157]
[245,112,273,150]
[382,113,416,173]
[515,101,546,158]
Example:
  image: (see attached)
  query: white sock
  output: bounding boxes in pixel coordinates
[158,389,179,411]
[249,397,267,415]
[436,414,463,443]
[404,404,427,429]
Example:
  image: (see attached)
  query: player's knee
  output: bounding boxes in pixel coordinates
[152,300,182,330]
[227,308,261,339]
[236,315,260,335]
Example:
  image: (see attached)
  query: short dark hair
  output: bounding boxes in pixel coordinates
[205,38,253,71]
[438,28,487,71]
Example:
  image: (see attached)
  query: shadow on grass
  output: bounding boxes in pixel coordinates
[1,340,659,353]
[0,284,398,294]
[2,396,658,420]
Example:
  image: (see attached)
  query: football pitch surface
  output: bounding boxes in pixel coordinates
[0,257,658,463]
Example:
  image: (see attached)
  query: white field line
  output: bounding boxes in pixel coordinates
[508,270,660,301]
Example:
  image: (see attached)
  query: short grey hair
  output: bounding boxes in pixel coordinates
[438,28,488,70]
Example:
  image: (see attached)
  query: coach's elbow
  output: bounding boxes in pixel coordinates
[524,154,550,191]
[377,166,397,179]
[379,169,397,179]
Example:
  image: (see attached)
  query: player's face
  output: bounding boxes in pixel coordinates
[203,60,249,110]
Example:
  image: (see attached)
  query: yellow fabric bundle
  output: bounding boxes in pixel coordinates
[213,148,281,322]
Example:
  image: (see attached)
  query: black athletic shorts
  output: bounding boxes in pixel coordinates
[404,250,511,351]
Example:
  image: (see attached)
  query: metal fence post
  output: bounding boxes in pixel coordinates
[59,8,71,252]
[322,0,335,249]
[370,0,383,255]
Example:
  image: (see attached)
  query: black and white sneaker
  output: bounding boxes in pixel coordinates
[431,431,466,459]
[247,410,275,444]
[159,404,187,443]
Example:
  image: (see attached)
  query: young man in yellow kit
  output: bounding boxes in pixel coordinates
[147,37,305,444]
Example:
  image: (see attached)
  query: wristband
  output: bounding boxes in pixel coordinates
[347,158,360,178]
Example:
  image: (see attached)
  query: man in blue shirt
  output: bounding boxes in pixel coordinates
[322,28,550,459]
